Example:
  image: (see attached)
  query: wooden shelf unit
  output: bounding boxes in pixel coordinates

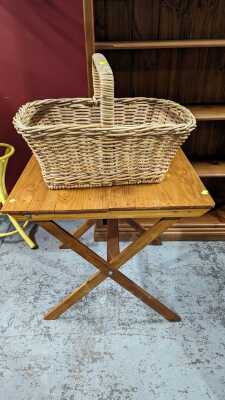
[83,0,225,241]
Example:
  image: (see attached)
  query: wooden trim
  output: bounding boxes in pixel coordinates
[94,211,225,242]
[95,229,225,242]
[193,160,225,178]
[11,207,210,222]
[95,39,225,50]
[83,0,95,95]
[189,105,225,121]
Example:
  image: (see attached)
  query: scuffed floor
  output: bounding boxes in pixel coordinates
[0,217,225,400]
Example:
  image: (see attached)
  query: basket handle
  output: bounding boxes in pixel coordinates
[92,53,114,127]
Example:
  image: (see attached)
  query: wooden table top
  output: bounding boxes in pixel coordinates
[2,149,214,220]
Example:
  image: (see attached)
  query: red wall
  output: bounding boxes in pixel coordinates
[0,0,87,191]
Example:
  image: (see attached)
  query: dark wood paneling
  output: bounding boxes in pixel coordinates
[95,0,225,41]
[103,49,225,103]
[203,178,225,207]
[183,122,225,160]
[95,0,132,41]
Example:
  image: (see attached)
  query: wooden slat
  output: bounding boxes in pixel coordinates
[189,105,225,121]
[125,219,145,234]
[107,220,120,261]
[125,218,161,245]
[109,219,174,270]
[193,160,225,177]
[68,219,96,238]
[95,39,225,50]
[1,150,214,218]
[60,219,96,249]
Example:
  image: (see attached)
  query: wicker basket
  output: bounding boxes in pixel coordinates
[13,53,196,189]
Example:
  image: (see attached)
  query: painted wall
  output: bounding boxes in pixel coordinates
[0,0,87,191]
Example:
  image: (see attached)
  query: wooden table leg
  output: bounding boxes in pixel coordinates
[60,219,96,249]
[107,219,120,261]
[39,219,180,322]
[126,219,161,245]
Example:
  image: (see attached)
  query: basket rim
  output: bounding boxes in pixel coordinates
[13,96,196,134]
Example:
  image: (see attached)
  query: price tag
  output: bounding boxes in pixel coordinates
[201,190,209,195]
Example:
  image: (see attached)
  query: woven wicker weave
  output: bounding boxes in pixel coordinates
[13,53,196,189]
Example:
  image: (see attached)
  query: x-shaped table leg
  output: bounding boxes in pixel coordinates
[39,218,181,322]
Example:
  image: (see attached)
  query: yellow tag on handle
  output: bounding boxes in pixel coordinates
[100,60,107,65]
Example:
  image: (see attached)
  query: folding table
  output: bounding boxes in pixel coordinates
[2,149,214,322]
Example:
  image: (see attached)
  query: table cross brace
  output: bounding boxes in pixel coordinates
[39,218,181,322]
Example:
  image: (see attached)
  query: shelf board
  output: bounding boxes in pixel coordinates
[95,39,225,50]
[192,160,225,177]
[94,211,225,242]
[189,105,225,120]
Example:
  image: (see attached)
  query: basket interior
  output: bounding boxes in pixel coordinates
[27,99,191,128]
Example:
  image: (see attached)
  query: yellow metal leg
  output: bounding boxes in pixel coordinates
[0,143,36,249]
[0,219,29,238]
[0,214,36,249]
[7,215,36,249]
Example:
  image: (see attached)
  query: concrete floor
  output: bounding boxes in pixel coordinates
[0,217,225,400]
